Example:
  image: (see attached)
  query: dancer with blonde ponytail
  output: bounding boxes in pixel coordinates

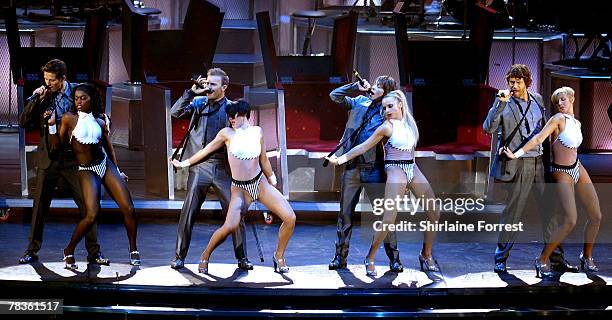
[327,90,440,276]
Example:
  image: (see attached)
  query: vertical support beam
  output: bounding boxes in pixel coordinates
[103,85,112,116]
[17,86,28,197]
[276,89,289,197]
[141,83,174,199]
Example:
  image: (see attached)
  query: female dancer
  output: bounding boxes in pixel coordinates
[50,83,139,269]
[501,87,602,277]
[327,90,440,276]
[172,100,296,274]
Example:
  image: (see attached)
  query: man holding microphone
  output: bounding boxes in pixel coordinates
[483,64,576,274]
[327,74,404,272]
[18,59,108,266]
[169,68,252,270]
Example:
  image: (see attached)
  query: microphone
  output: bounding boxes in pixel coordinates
[190,75,213,94]
[26,85,49,102]
[353,70,374,95]
[496,90,514,98]
[25,92,40,102]
[199,87,214,94]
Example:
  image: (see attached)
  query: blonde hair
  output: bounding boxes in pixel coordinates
[384,90,419,144]
[551,86,575,106]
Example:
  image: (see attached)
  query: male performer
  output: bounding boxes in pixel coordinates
[170,68,252,270]
[328,75,403,271]
[18,59,108,265]
[483,64,577,274]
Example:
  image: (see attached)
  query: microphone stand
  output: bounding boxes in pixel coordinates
[504,0,517,65]
[461,0,468,40]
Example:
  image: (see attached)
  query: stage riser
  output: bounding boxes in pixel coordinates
[1,280,610,318]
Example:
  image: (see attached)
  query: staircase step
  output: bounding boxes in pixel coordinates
[217,28,258,54]
[221,19,257,30]
[213,53,262,64]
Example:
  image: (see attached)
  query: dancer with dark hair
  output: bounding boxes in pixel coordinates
[172,100,296,274]
[327,90,440,275]
[18,59,108,266]
[170,68,252,270]
[501,87,602,278]
[50,83,139,269]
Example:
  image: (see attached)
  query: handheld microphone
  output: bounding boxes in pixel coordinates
[496,90,514,98]
[199,87,214,94]
[190,75,213,93]
[26,85,50,102]
[353,70,374,95]
[25,92,40,102]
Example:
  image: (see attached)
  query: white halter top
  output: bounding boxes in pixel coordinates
[71,111,102,144]
[554,114,582,149]
[228,126,261,160]
[387,119,416,151]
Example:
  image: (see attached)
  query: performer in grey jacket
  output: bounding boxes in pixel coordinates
[169,68,251,270]
[327,75,404,272]
[483,64,576,274]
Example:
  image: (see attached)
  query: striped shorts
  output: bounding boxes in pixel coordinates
[384,159,415,184]
[78,154,107,179]
[232,171,264,201]
[551,159,581,183]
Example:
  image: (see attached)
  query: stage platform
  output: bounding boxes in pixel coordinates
[1,211,611,318]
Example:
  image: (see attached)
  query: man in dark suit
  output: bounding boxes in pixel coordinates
[170,68,251,270]
[327,75,404,272]
[483,64,577,274]
[18,59,108,265]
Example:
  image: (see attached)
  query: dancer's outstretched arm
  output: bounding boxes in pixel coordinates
[502,113,563,159]
[326,122,391,166]
[171,128,228,168]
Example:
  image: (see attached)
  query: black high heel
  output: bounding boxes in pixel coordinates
[198,260,209,274]
[534,258,555,280]
[419,254,440,272]
[364,258,377,277]
[63,252,78,270]
[272,255,289,273]
[129,251,141,266]
[579,253,599,272]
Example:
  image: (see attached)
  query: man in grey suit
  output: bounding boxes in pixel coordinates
[170,68,251,270]
[483,64,577,274]
[327,75,403,272]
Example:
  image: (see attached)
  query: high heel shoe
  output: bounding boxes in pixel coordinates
[198,260,209,274]
[534,258,556,280]
[129,251,141,266]
[63,252,78,270]
[364,258,377,277]
[272,255,289,273]
[418,254,440,272]
[579,253,599,272]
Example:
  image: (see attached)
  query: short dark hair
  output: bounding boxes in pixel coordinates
[505,64,532,88]
[225,100,251,119]
[41,59,67,79]
[375,75,397,96]
[72,83,104,118]
[207,67,229,86]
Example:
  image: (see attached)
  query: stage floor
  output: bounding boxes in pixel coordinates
[1,214,610,290]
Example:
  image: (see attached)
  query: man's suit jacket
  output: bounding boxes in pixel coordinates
[483,92,546,181]
[170,90,230,163]
[19,84,75,170]
[329,82,381,164]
